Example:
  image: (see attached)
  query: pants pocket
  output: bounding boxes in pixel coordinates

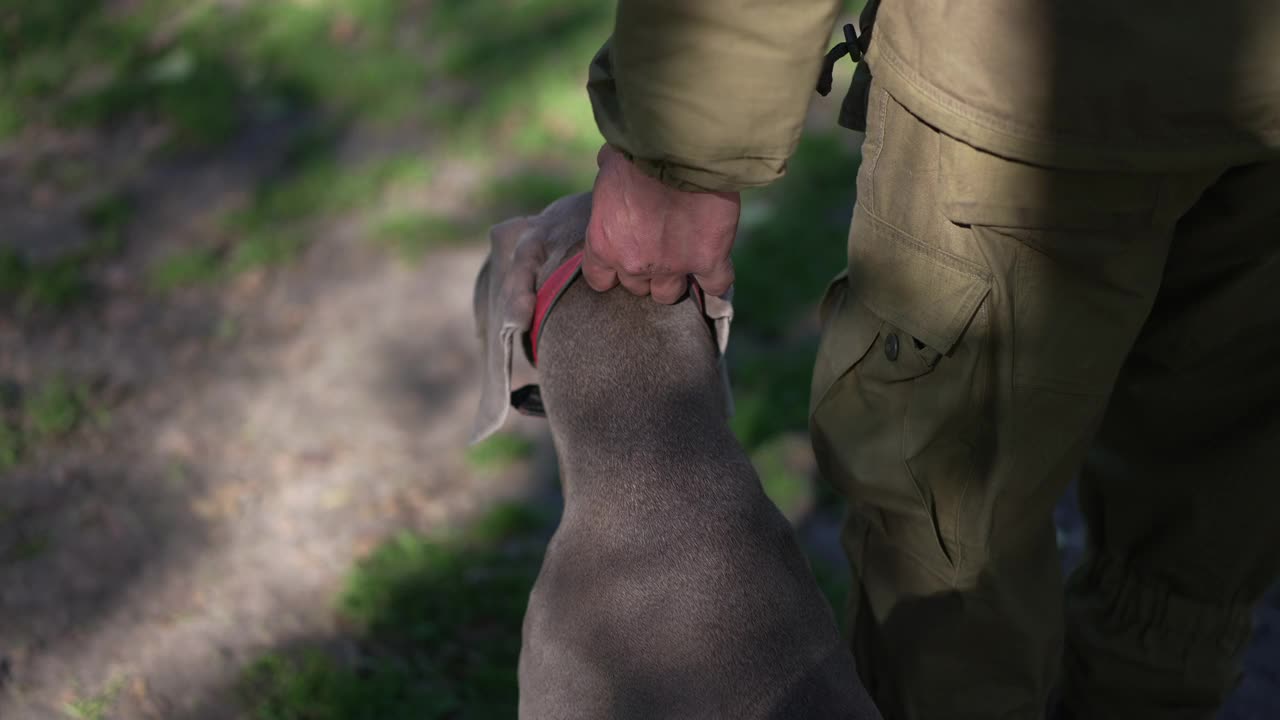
[811,204,992,574]
[935,129,1196,395]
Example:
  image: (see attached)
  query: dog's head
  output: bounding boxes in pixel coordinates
[471,192,735,445]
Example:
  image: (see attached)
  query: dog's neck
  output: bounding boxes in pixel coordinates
[535,279,742,502]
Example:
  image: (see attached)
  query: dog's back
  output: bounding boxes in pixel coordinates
[520,279,881,719]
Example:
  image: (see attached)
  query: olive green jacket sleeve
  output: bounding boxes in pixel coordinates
[588,1,843,193]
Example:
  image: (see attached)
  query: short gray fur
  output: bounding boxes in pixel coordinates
[472,194,883,719]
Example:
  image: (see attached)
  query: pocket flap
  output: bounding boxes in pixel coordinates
[811,270,883,415]
[939,134,1161,230]
[850,205,991,355]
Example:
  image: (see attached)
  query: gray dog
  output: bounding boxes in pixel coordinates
[472,193,882,719]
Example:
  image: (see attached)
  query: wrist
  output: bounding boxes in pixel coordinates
[609,146,748,195]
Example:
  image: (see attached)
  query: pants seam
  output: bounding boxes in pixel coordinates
[865,85,889,216]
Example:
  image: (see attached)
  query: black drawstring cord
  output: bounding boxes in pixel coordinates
[816,23,865,96]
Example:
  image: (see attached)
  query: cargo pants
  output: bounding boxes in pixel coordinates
[809,84,1280,720]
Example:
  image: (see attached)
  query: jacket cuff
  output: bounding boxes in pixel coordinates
[586,40,782,193]
[625,155,783,193]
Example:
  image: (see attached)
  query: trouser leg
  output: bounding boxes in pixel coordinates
[1063,161,1280,720]
[811,83,1216,720]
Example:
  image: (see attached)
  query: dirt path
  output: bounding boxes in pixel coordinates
[1,127,559,716]
[1,241,563,718]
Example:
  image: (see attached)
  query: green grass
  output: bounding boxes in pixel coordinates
[0,375,96,471]
[370,161,590,262]
[243,652,441,720]
[240,503,550,720]
[60,46,245,148]
[731,345,845,512]
[27,377,87,440]
[726,132,861,513]
[216,316,239,342]
[5,534,51,564]
[426,0,612,148]
[226,235,310,274]
[0,105,20,139]
[751,435,816,523]
[0,248,89,311]
[238,500,852,719]
[63,677,125,720]
[241,151,433,225]
[201,0,430,124]
[145,234,308,290]
[147,247,223,291]
[465,433,535,473]
[4,0,614,287]
[144,145,437,286]
[485,169,588,217]
[0,420,22,472]
[374,212,475,261]
[2,0,849,297]
[82,193,133,248]
[730,344,822,451]
[0,197,131,311]
[1,0,612,144]
[215,150,436,273]
[3,2,242,146]
[734,134,859,338]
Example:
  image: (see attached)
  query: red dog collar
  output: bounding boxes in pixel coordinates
[528,251,585,366]
[526,251,706,366]
[513,251,709,418]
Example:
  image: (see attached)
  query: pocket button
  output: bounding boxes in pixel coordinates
[884,333,900,361]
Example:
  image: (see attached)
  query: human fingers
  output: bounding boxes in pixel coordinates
[616,271,651,297]
[649,274,688,305]
[692,257,735,297]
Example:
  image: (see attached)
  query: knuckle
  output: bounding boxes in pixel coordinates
[691,254,723,276]
[652,284,680,304]
[699,275,731,295]
[691,249,719,268]
[618,257,650,276]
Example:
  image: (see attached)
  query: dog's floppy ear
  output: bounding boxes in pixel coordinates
[471,215,547,445]
[703,289,737,418]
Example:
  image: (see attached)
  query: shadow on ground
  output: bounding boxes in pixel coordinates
[204,503,557,720]
[3,1,611,716]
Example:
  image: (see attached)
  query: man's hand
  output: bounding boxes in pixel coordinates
[583,144,740,304]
